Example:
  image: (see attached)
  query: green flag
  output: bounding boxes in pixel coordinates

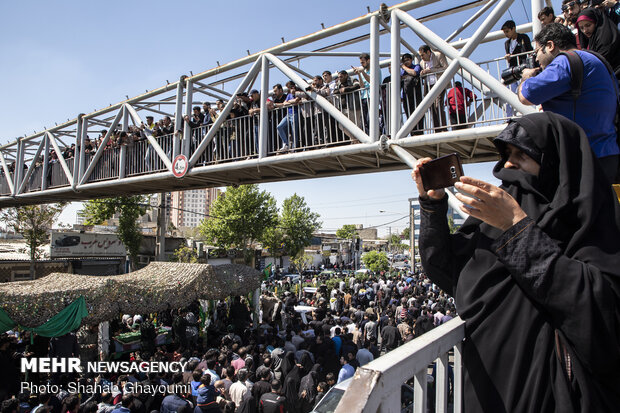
[263,263,272,280]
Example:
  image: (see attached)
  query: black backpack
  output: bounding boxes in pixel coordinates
[558,50,620,138]
[559,50,620,182]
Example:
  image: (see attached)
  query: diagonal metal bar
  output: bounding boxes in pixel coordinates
[395,59,461,140]
[192,80,232,97]
[17,139,45,195]
[280,60,313,81]
[46,132,74,184]
[124,104,173,170]
[0,152,15,194]
[188,57,262,167]
[394,4,535,119]
[192,86,232,101]
[445,0,498,42]
[393,0,521,140]
[79,108,123,185]
[132,103,174,117]
[264,53,371,144]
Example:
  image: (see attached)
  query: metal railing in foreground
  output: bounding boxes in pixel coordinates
[335,316,465,413]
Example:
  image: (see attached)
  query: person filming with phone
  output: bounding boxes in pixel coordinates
[412,112,620,412]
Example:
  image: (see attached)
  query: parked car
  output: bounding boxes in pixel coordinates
[311,376,413,413]
[283,273,301,283]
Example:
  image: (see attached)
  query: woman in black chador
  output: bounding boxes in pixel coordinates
[413,112,620,412]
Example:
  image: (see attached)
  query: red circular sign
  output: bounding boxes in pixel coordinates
[172,155,189,178]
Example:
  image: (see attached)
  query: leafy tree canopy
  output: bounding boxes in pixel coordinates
[280,193,321,258]
[82,196,147,268]
[362,250,389,273]
[199,185,278,263]
[336,224,359,240]
[0,202,66,262]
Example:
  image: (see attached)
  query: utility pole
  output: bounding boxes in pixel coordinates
[409,198,415,271]
[156,192,166,261]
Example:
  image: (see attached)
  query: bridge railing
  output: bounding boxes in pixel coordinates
[5,49,532,194]
[335,316,466,413]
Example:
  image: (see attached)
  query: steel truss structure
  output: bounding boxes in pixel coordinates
[0,0,544,218]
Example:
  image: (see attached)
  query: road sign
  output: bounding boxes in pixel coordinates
[172,154,188,178]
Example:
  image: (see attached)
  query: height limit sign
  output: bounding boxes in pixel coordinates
[172,155,189,178]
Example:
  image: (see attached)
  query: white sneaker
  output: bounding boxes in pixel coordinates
[280,144,289,152]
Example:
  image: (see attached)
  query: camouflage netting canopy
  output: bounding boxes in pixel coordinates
[0,262,262,327]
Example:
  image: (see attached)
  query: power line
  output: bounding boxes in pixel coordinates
[520,0,530,21]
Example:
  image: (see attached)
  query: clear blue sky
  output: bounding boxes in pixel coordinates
[0,0,562,236]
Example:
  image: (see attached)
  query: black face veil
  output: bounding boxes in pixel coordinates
[489,112,620,256]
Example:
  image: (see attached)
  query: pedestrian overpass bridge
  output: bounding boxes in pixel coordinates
[0,0,540,212]
[2,0,548,411]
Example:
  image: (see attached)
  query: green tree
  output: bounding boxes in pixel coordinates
[263,226,286,267]
[361,250,389,273]
[401,226,411,241]
[81,196,147,270]
[280,194,321,258]
[199,185,278,264]
[291,253,313,273]
[336,224,359,241]
[0,202,66,278]
[172,245,198,263]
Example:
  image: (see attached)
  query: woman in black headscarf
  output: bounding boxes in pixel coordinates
[298,364,321,413]
[282,374,301,413]
[299,352,314,376]
[576,7,620,77]
[279,351,296,382]
[414,112,620,412]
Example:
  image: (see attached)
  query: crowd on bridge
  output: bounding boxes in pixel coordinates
[0,269,455,413]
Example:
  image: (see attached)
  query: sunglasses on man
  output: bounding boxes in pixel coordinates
[561,1,577,12]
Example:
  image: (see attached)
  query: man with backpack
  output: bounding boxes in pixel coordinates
[518,23,619,183]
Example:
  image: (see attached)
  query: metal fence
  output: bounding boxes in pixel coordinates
[335,316,465,413]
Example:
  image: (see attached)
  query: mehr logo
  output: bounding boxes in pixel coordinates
[22,358,82,373]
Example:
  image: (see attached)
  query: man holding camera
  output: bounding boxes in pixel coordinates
[502,20,533,116]
[518,23,619,183]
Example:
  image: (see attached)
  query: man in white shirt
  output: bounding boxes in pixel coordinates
[229,369,248,408]
[419,45,448,131]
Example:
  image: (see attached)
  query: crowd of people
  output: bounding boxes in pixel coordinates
[0,269,455,413]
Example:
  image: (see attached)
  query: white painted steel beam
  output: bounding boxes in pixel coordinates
[445,0,498,42]
[259,55,269,159]
[276,51,392,57]
[0,152,15,195]
[17,138,45,195]
[264,53,371,145]
[192,80,233,97]
[390,12,401,139]
[79,108,123,185]
[174,75,185,158]
[124,104,172,170]
[46,132,74,185]
[369,15,380,142]
[188,57,262,167]
[132,104,174,118]
[183,79,194,157]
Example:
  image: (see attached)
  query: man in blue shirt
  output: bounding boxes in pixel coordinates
[337,354,355,383]
[275,81,302,151]
[518,23,619,183]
